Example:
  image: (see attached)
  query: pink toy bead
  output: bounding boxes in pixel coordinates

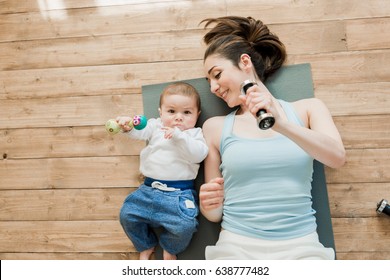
[132,115,147,130]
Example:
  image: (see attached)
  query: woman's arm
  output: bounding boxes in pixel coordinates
[275,98,346,168]
[243,83,345,168]
[199,117,225,222]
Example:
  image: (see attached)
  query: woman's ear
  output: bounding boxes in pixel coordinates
[239,53,253,72]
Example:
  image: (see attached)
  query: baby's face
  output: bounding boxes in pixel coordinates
[159,94,200,131]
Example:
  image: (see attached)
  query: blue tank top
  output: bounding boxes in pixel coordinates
[220,99,317,240]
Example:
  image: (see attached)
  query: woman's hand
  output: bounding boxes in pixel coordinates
[199,177,224,210]
[239,82,280,121]
[199,177,224,222]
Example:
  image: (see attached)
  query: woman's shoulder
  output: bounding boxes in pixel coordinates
[202,116,226,139]
[203,115,226,127]
[291,97,328,114]
[290,98,328,127]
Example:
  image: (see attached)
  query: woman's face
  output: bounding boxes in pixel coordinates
[204,54,249,108]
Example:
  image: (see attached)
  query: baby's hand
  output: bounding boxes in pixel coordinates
[115,116,134,132]
[161,127,175,139]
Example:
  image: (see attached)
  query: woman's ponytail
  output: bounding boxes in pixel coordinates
[201,16,286,81]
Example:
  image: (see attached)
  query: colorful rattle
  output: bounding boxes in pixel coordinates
[105,115,147,135]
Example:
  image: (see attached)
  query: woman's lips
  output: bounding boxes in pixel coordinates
[221,90,228,100]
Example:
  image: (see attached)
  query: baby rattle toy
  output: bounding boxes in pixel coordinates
[105,115,147,135]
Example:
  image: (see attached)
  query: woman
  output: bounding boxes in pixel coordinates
[199,16,345,260]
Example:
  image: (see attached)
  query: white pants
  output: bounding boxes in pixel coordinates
[206,230,335,260]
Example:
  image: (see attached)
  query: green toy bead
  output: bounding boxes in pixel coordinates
[105,119,121,135]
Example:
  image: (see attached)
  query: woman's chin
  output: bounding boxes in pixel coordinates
[226,100,241,108]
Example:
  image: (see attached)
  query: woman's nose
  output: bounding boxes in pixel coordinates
[210,80,220,95]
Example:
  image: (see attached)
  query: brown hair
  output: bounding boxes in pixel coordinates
[201,16,286,82]
[159,82,201,111]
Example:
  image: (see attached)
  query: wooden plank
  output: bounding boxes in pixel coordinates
[270,21,347,55]
[0,157,142,190]
[0,30,205,71]
[0,21,357,71]
[0,188,135,221]
[0,126,145,159]
[0,220,135,252]
[227,0,390,23]
[333,217,390,252]
[328,183,390,218]
[325,148,390,184]
[0,95,143,129]
[291,50,390,86]
[337,252,390,260]
[315,82,390,117]
[334,114,390,149]
[1,12,346,55]
[0,0,189,14]
[0,1,224,42]
[0,61,204,100]
[0,21,349,71]
[2,0,390,22]
[0,252,140,260]
[347,18,390,51]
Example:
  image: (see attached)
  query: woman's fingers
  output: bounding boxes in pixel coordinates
[199,178,224,209]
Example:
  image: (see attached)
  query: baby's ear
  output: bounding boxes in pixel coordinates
[158,108,162,117]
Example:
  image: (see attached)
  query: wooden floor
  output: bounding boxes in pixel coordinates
[0,0,389,260]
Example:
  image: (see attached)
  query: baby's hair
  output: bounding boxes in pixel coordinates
[160,82,201,111]
[201,16,286,81]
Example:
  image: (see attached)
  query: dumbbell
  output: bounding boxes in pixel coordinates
[240,80,275,130]
[376,199,390,216]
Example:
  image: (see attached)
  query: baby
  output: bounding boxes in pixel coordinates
[117,82,208,260]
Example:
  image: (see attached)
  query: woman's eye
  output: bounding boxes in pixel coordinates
[215,72,221,79]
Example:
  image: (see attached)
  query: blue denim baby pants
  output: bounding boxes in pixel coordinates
[119,182,199,255]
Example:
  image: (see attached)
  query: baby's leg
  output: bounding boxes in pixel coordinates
[157,190,199,258]
[119,186,158,259]
[163,250,177,260]
[139,247,155,260]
